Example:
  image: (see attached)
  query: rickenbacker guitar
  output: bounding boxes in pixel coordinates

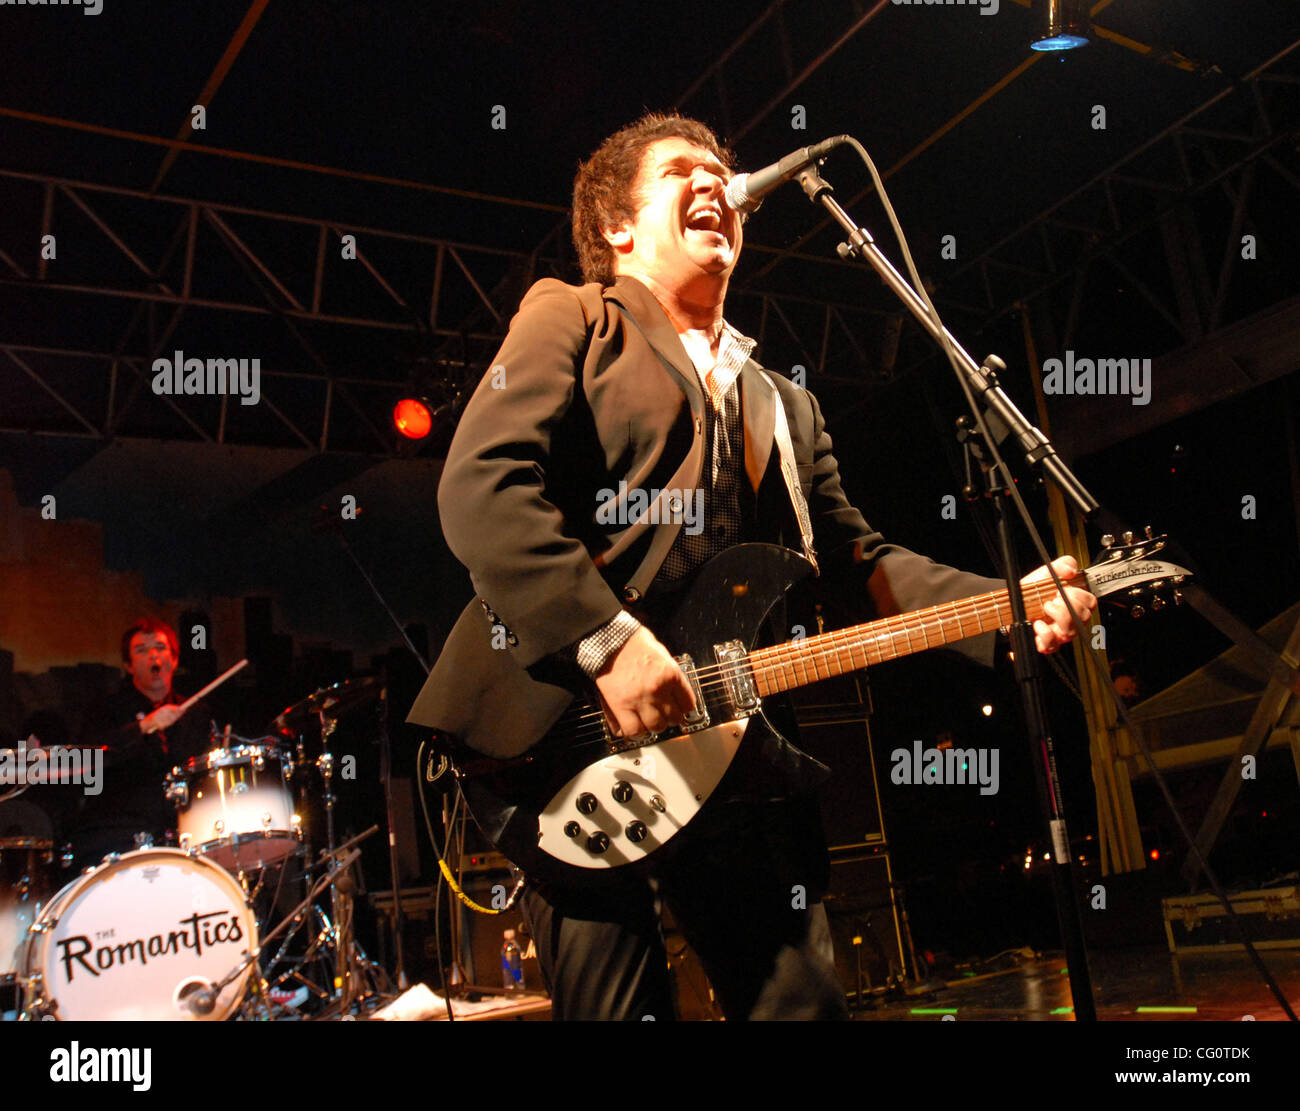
[452,532,1189,888]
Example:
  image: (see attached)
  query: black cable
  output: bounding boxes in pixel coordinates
[416,738,454,1021]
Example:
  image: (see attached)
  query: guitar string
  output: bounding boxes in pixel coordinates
[555,579,1052,740]
[530,580,1062,753]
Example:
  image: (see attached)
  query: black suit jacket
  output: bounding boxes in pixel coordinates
[409,276,1000,756]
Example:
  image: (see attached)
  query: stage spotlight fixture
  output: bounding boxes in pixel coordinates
[393,398,433,439]
[1031,0,1091,52]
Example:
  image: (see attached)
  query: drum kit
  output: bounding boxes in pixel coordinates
[1,676,395,1022]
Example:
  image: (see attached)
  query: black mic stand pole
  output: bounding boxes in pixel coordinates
[320,513,432,995]
[795,164,1100,1021]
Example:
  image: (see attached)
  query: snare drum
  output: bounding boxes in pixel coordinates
[1,837,55,984]
[21,847,257,1020]
[166,743,301,870]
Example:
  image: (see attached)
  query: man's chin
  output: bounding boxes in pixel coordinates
[687,252,735,278]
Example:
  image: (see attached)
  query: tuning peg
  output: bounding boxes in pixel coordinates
[1172,575,1185,584]
[1144,525,1154,539]
[1122,530,1134,545]
[1151,595,1165,611]
[1132,605,1146,619]
[1101,534,1114,548]
[1149,581,1164,592]
[1174,589,1183,605]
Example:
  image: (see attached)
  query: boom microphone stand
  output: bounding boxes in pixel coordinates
[792,156,1100,1020]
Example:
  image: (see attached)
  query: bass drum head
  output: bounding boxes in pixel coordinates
[24,848,257,1021]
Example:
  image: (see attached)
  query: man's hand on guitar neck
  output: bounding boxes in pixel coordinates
[589,556,1094,735]
[1022,556,1096,655]
[594,626,697,737]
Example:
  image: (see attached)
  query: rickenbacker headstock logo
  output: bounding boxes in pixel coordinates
[1090,560,1166,587]
[55,912,244,983]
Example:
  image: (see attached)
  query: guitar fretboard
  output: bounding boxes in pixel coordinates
[749,579,1061,697]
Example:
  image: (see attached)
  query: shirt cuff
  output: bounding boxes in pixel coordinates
[568,611,643,678]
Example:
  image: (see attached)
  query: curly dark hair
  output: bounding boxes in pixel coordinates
[572,113,736,286]
[120,617,179,665]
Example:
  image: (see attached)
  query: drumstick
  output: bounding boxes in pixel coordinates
[175,658,248,714]
[141,659,249,731]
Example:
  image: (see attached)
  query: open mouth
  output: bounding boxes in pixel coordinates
[685,207,724,236]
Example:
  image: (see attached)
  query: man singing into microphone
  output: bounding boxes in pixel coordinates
[412,113,1094,1020]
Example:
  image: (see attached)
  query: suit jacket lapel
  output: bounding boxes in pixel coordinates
[604,277,704,418]
[741,360,774,493]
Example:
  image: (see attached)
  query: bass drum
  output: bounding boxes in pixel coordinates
[21,847,257,1020]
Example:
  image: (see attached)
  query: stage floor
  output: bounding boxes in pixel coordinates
[848,946,1300,1021]
[5,946,1297,1021]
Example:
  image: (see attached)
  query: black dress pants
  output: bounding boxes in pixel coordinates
[519,795,849,1021]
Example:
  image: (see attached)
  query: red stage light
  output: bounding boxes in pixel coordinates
[394,398,432,439]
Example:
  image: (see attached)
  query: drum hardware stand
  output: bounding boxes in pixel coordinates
[259,903,336,1015]
[314,850,393,1019]
[230,851,290,1014]
[247,825,392,1018]
[315,708,353,1001]
[193,842,367,1020]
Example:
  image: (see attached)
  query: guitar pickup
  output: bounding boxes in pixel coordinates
[714,640,760,714]
[674,654,710,732]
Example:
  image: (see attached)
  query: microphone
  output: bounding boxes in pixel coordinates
[724,135,849,215]
[176,977,218,1016]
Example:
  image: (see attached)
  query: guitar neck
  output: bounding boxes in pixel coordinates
[749,579,1060,698]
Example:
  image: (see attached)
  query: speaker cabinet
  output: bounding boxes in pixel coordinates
[824,847,909,996]
[787,673,886,851]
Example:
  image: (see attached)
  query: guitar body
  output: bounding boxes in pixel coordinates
[447,531,1187,889]
[456,543,823,889]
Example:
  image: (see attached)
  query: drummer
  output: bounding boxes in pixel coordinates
[71,618,214,871]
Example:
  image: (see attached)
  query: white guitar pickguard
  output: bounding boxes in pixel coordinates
[537,719,749,869]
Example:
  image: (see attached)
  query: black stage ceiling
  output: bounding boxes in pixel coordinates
[1,0,1298,705]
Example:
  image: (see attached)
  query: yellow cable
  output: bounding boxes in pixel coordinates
[437,857,506,915]
[418,739,513,915]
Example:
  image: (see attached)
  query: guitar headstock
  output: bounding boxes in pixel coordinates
[1084,527,1193,618]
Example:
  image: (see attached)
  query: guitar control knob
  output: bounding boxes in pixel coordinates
[626,821,648,843]
[649,794,666,813]
[576,792,598,815]
[586,832,610,854]
[564,821,581,838]
[612,781,633,804]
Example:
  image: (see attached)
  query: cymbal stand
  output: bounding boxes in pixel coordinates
[238,828,391,1018]
[315,707,348,1001]
[303,766,391,1017]
[208,842,366,1019]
